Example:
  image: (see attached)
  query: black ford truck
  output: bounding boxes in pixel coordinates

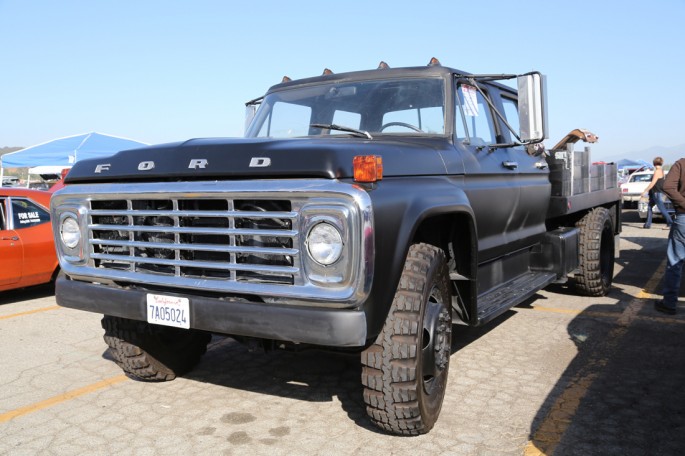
[51,59,620,435]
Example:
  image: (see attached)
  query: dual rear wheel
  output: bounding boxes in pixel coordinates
[575,207,615,297]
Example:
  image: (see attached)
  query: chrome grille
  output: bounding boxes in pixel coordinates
[88,197,299,285]
[53,180,374,306]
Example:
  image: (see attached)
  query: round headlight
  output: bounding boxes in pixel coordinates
[306,222,343,265]
[60,216,81,249]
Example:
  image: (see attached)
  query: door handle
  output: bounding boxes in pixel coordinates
[1,236,19,241]
[502,161,518,170]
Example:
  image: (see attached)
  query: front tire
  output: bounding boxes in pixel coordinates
[102,316,211,381]
[361,243,452,435]
[575,207,615,296]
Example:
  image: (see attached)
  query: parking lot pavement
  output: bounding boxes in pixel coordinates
[1,211,684,455]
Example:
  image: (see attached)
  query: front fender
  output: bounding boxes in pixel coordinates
[362,176,475,338]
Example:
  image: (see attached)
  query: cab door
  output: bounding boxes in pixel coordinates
[0,198,23,287]
[496,92,550,248]
[455,83,523,262]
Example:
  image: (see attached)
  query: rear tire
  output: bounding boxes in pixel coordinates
[102,316,211,381]
[574,207,615,296]
[361,243,452,435]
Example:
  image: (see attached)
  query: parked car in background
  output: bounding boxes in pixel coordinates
[2,176,20,187]
[0,187,59,292]
[621,170,655,208]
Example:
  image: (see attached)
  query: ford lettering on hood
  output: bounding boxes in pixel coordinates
[64,136,452,183]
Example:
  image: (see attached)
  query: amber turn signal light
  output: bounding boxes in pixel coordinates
[353,155,383,183]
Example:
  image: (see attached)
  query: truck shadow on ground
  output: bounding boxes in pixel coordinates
[0,282,55,306]
[161,311,514,434]
[526,228,685,454]
[185,339,379,431]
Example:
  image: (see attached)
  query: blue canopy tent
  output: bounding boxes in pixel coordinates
[616,158,652,171]
[1,132,147,185]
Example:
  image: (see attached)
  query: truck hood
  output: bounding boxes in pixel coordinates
[64,137,451,183]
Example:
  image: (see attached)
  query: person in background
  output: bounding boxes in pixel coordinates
[656,157,685,315]
[642,157,672,229]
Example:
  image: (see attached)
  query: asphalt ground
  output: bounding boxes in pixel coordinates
[1,210,684,455]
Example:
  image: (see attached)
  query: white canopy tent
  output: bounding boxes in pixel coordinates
[28,165,72,175]
[26,165,72,188]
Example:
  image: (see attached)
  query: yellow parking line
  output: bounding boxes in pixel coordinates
[0,374,128,424]
[523,259,666,455]
[0,305,61,320]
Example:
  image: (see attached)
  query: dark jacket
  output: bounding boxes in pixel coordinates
[663,158,685,214]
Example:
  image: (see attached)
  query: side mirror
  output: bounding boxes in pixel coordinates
[244,104,258,135]
[517,73,548,143]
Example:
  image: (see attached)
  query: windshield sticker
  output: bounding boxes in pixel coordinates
[461,85,479,117]
[17,211,41,224]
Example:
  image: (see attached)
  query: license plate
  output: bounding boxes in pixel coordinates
[146,294,190,329]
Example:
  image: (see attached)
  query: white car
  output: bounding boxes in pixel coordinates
[621,170,654,207]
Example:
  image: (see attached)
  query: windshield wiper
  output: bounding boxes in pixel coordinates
[310,123,373,140]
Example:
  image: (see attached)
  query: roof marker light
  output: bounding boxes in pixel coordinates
[281,76,292,83]
[353,155,383,183]
[322,68,334,75]
[377,61,390,69]
[428,57,441,66]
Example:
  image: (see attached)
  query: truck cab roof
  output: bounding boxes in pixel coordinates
[265,62,516,97]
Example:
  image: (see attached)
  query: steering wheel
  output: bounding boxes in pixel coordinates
[380,121,423,132]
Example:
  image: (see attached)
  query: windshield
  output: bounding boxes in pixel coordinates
[245,78,446,138]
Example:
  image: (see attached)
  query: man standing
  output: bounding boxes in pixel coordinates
[657,158,685,314]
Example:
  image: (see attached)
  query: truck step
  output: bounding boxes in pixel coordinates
[477,271,557,324]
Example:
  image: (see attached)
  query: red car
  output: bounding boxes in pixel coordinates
[0,187,59,291]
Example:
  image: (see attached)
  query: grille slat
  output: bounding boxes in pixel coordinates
[90,239,299,256]
[89,197,298,285]
[90,209,298,219]
[90,253,298,274]
[90,224,298,238]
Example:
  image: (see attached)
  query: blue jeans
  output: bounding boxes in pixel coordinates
[661,213,685,309]
[644,191,673,227]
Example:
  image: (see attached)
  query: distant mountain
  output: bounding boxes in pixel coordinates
[602,144,685,166]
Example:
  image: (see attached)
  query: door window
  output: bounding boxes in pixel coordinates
[501,96,521,143]
[457,84,495,145]
[11,198,50,228]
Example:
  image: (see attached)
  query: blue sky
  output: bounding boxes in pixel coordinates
[1,0,684,160]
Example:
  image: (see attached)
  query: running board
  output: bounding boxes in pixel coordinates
[477,271,557,324]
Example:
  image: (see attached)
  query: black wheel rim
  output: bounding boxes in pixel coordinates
[421,285,451,396]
